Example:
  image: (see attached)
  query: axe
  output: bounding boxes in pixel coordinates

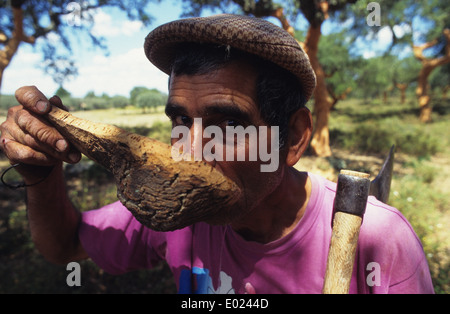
[322,146,395,294]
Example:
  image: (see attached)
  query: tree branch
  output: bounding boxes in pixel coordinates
[413,39,439,61]
[0,6,35,70]
[319,1,329,20]
[0,32,7,43]
[414,29,450,65]
[270,7,295,36]
[13,6,35,44]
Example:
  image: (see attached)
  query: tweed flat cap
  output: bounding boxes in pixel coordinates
[144,14,316,101]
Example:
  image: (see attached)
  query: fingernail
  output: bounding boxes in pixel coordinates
[36,100,48,113]
[55,139,67,152]
[69,152,81,163]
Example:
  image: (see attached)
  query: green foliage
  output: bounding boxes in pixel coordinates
[130,86,151,105]
[109,95,129,109]
[328,96,450,294]
[55,86,71,99]
[318,31,362,99]
[352,55,397,99]
[121,121,172,144]
[81,96,110,110]
[342,0,449,57]
[180,0,279,17]
[135,89,167,113]
[344,119,440,157]
[430,63,450,89]
[393,56,421,84]
[330,98,445,158]
[0,94,17,114]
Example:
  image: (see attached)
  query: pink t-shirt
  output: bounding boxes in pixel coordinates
[79,173,434,294]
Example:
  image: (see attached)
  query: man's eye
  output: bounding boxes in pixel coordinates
[173,115,191,126]
[222,119,241,127]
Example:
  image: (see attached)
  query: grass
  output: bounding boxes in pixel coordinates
[70,106,169,128]
[0,97,449,293]
[329,99,446,158]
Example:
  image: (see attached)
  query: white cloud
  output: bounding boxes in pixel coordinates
[121,20,144,36]
[1,45,168,98]
[393,24,411,39]
[356,26,393,59]
[64,47,169,97]
[375,26,393,48]
[362,50,376,59]
[90,9,144,38]
[1,48,58,96]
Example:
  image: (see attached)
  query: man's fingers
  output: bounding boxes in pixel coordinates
[49,95,69,111]
[1,108,81,165]
[2,137,57,166]
[14,108,69,153]
[15,86,51,115]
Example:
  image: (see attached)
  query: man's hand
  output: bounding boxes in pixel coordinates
[0,86,81,182]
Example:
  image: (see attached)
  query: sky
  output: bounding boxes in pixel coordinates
[2,1,183,98]
[1,1,399,99]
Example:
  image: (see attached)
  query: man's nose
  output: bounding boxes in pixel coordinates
[190,118,203,161]
[188,118,218,167]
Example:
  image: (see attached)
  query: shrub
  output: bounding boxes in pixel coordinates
[340,118,441,158]
[136,90,167,113]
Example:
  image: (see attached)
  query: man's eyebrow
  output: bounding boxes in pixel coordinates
[165,102,187,117]
[165,102,253,122]
[203,103,252,122]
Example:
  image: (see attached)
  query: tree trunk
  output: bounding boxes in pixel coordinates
[271,8,295,37]
[413,29,450,123]
[328,86,352,110]
[416,65,435,122]
[0,7,35,93]
[395,83,408,104]
[269,7,332,157]
[304,25,332,157]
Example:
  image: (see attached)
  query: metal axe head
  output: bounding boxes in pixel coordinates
[369,145,395,204]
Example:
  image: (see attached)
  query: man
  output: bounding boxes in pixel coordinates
[0,14,434,293]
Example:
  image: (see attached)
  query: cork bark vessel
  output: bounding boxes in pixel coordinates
[46,106,241,231]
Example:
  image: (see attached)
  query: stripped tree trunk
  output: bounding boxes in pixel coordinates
[271,7,332,157]
[304,24,332,157]
[395,83,408,104]
[328,86,352,110]
[413,29,450,122]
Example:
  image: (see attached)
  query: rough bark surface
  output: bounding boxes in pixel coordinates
[413,29,450,122]
[46,106,241,231]
[304,25,333,157]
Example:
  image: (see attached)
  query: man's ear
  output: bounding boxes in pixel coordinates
[285,107,313,167]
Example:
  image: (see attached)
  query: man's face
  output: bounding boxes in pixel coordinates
[166,60,286,223]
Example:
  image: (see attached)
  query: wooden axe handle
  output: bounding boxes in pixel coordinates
[322,170,370,294]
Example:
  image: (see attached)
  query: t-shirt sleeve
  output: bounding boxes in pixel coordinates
[357,197,435,294]
[78,201,166,275]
